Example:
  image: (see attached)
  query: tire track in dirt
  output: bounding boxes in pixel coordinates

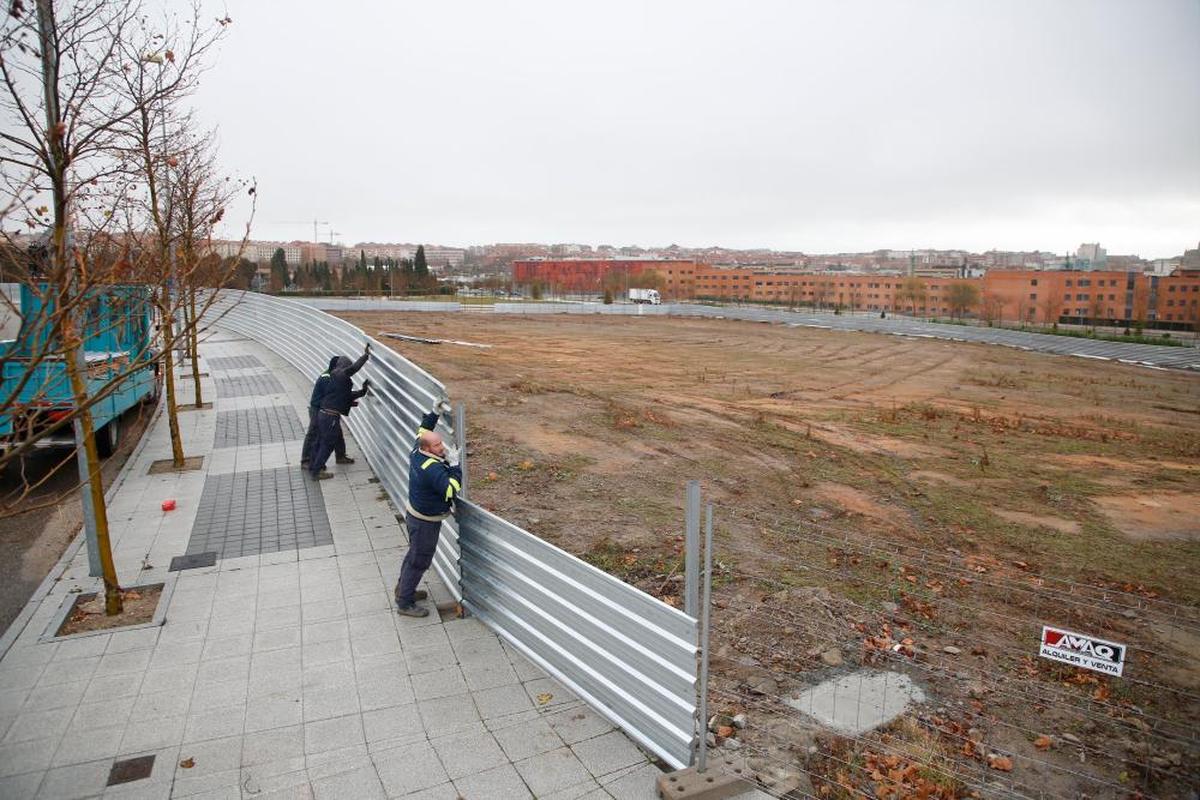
[828,353,962,402]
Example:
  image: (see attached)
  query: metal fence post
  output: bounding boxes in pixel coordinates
[684,480,700,618]
[697,502,714,772]
[455,402,467,498]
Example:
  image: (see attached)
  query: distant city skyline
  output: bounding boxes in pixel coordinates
[197,1,1199,260]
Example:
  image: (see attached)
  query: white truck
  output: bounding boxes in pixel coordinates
[628,288,661,305]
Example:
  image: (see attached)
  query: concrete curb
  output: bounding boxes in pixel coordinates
[0,395,167,661]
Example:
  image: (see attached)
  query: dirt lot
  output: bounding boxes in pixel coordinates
[342,311,1200,797]
[343,312,1200,596]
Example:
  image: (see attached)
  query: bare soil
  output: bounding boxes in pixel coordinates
[57,584,162,636]
[1093,492,1200,541]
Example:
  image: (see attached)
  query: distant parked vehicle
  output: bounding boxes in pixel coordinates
[629,288,661,305]
[0,284,159,457]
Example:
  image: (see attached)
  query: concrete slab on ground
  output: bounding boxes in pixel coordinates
[786,668,925,736]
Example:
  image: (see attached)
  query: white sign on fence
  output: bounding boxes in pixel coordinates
[1038,625,1126,677]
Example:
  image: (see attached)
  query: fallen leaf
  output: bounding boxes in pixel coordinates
[987,755,1013,772]
[1034,736,1052,750]
[536,692,553,705]
[179,757,195,769]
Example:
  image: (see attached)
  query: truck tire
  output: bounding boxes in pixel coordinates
[96,418,119,458]
[144,372,162,406]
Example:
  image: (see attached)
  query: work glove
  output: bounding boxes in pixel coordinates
[442,443,460,466]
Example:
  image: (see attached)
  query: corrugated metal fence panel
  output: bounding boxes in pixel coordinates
[457,500,698,769]
[203,290,462,599]
[205,291,703,767]
[291,298,463,313]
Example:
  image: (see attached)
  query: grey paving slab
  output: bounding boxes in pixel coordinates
[186,466,332,560]
[213,404,306,449]
[214,372,286,398]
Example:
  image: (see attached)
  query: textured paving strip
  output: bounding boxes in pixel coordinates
[214,372,286,398]
[208,354,265,370]
[213,405,306,449]
[185,466,332,558]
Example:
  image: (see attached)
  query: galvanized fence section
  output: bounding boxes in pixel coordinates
[457,500,699,769]
[204,290,702,769]
[202,290,462,598]
[291,297,462,313]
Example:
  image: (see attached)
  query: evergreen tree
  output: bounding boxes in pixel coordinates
[359,249,367,270]
[414,245,428,277]
[270,248,288,290]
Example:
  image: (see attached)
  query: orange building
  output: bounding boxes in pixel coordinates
[511,258,1200,330]
[511,259,699,298]
[981,270,1200,329]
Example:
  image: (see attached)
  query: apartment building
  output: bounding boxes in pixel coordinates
[354,243,416,261]
[511,259,700,297]
[511,258,1199,328]
[212,240,302,264]
[423,247,466,268]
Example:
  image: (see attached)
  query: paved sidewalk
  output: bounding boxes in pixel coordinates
[0,329,665,799]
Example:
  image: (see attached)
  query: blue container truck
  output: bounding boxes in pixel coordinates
[0,283,159,457]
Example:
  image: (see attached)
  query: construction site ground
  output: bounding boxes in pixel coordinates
[341,310,1200,798]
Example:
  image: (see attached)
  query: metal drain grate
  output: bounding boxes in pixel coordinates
[108,755,155,786]
[209,354,264,370]
[214,373,286,398]
[186,466,332,559]
[214,405,306,449]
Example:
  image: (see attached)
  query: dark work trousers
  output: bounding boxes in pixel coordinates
[309,412,345,476]
[301,407,344,464]
[396,513,442,606]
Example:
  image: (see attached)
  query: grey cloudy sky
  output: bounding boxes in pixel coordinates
[196,0,1200,257]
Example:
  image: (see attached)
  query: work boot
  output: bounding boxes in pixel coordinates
[396,603,429,618]
[335,456,355,465]
[310,470,333,481]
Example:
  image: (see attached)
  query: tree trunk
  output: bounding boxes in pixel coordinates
[160,293,185,467]
[36,0,121,614]
[60,298,123,614]
[189,288,202,407]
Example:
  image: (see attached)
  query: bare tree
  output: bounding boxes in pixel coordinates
[945,282,980,321]
[110,6,227,468]
[0,0,238,613]
[1088,290,1105,334]
[1040,283,1062,328]
[170,124,252,409]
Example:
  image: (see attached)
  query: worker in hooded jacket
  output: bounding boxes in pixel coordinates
[309,344,371,480]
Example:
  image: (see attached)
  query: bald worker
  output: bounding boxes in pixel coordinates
[395,408,462,617]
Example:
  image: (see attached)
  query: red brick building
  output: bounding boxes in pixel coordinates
[511,259,699,297]
[511,258,1200,329]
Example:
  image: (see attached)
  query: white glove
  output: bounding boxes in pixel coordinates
[442,443,459,466]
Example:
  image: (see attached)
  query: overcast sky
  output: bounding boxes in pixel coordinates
[195,1,1200,258]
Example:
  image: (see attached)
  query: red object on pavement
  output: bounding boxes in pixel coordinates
[161,499,176,512]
